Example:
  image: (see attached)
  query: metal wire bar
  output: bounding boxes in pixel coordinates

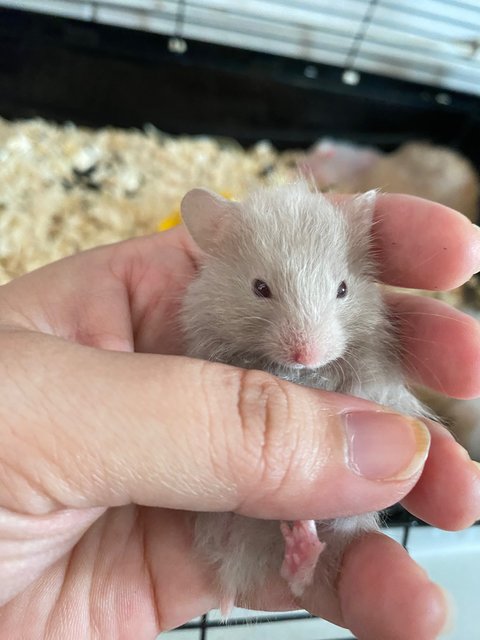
[344,0,380,70]
[173,0,186,38]
[199,613,208,640]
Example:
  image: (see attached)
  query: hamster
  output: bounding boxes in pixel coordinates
[299,138,381,191]
[303,139,479,222]
[180,180,429,613]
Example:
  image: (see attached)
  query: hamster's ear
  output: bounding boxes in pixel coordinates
[181,188,238,253]
[350,189,377,228]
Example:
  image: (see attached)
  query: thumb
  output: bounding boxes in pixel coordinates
[2,331,430,520]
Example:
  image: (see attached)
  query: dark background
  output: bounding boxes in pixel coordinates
[1,7,479,164]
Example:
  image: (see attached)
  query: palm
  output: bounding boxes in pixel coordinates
[0,231,216,636]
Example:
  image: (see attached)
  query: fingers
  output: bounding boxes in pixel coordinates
[386,291,480,398]
[337,533,448,640]
[402,420,480,530]
[373,193,480,289]
[0,231,197,355]
[0,244,135,352]
[297,532,448,640]
[1,331,430,520]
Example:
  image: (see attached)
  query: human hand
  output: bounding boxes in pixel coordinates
[0,194,479,640]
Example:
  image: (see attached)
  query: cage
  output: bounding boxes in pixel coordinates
[0,1,479,639]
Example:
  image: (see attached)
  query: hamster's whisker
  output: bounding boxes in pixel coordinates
[242,315,276,327]
[331,359,346,387]
[393,310,472,326]
[401,336,441,346]
[340,352,362,387]
[396,342,445,391]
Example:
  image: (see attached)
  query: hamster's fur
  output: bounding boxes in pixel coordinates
[180,180,429,609]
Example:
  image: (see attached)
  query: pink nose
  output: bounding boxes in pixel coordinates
[292,347,319,367]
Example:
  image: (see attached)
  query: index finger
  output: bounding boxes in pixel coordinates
[373,193,480,290]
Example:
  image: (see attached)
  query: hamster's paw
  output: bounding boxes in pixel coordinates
[280,519,325,597]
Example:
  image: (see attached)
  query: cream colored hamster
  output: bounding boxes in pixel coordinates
[180,181,429,612]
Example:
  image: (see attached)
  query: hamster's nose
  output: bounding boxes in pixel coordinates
[292,346,321,368]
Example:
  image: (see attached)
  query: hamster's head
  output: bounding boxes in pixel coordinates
[181,181,381,370]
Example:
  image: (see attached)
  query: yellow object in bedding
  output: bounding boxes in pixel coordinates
[157,209,182,232]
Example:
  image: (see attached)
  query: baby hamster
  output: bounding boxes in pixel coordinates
[180,180,429,613]
[303,139,479,222]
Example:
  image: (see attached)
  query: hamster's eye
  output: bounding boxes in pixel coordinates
[253,279,272,299]
[337,280,347,299]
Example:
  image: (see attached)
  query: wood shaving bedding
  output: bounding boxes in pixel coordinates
[0,117,298,283]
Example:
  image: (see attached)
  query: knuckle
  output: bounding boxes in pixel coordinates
[235,369,296,491]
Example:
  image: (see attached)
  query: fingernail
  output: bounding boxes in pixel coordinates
[344,412,430,480]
